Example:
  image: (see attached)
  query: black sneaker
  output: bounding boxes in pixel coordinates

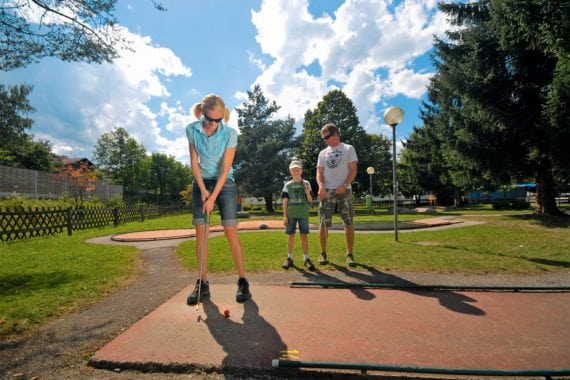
[187,279,210,306]
[236,277,252,303]
[282,258,293,270]
[318,252,329,265]
[304,258,316,271]
[346,254,357,267]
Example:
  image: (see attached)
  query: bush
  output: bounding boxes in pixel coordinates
[492,199,530,210]
[0,193,107,210]
[104,195,126,208]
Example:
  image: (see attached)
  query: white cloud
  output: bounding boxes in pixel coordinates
[251,0,448,137]
[3,0,451,165]
[114,30,192,97]
[7,26,193,162]
[388,68,432,99]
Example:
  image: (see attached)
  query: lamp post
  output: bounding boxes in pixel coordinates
[366,167,375,196]
[383,106,404,241]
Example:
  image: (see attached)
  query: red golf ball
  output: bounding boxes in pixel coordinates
[223,308,230,318]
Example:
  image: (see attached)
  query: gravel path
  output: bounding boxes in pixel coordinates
[2,226,570,380]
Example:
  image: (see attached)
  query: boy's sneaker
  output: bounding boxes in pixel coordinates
[236,277,252,303]
[318,252,329,265]
[282,258,293,270]
[304,259,316,271]
[186,279,210,306]
[346,254,357,267]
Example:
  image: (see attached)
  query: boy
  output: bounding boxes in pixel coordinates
[282,158,315,271]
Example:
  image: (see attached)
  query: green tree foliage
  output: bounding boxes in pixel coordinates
[234,85,296,212]
[411,0,569,214]
[360,133,392,197]
[1,0,166,71]
[298,89,388,195]
[0,84,55,170]
[0,84,34,145]
[93,127,146,194]
[140,153,192,205]
[399,124,457,205]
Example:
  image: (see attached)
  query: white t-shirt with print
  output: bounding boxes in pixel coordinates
[317,142,358,189]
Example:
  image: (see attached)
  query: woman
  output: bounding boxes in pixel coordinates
[185,94,251,305]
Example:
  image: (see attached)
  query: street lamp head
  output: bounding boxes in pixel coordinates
[366,167,375,175]
[384,106,404,127]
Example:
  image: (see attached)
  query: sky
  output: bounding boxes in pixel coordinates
[2,0,450,164]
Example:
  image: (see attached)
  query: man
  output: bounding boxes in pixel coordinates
[316,123,358,267]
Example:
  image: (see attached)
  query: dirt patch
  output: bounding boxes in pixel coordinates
[414,241,442,246]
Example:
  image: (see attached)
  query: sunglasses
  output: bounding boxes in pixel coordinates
[204,114,223,123]
[322,133,333,140]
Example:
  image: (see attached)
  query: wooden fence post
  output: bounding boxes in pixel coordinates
[113,207,119,227]
[67,207,73,236]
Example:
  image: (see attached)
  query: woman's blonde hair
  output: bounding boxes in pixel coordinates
[191,94,230,122]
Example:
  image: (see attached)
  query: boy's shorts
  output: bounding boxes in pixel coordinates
[285,217,310,234]
[318,189,354,228]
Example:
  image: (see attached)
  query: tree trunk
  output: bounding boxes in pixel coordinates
[535,163,564,216]
[264,194,274,213]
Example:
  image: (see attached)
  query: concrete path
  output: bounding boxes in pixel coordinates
[86,217,570,378]
[108,217,467,242]
[90,283,570,377]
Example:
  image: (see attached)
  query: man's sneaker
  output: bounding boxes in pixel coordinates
[187,279,210,306]
[304,258,316,271]
[346,254,357,267]
[282,258,293,270]
[236,277,252,303]
[318,252,329,265]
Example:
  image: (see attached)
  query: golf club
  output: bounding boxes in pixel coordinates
[196,212,209,314]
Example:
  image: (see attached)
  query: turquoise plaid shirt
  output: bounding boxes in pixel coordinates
[185,118,238,181]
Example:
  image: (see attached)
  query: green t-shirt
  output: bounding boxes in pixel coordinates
[282,179,311,218]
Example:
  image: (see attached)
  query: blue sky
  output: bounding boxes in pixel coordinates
[2,0,449,163]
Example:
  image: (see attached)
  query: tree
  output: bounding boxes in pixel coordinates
[297,89,382,194]
[399,124,458,205]
[0,84,55,170]
[1,0,166,71]
[93,127,146,194]
[59,160,98,206]
[417,0,569,214]
[141,153,192,205]
[16,138,56,171]
[0,84,34,144]
[234,85,297,212]
[364,133,393,197]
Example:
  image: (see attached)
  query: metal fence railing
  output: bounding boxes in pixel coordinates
[0,165,123,201]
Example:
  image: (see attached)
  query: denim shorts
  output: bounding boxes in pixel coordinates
[285,217,310,234]
[192,179,238,226]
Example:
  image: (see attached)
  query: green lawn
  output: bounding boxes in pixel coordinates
[1,208,569,337]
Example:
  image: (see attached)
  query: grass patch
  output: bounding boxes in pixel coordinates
[0,234,137,336]
[1,209,569,338]
[177,213,570,275]
[0,214,195,337]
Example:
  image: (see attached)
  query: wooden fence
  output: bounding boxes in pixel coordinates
[0,205,188,242]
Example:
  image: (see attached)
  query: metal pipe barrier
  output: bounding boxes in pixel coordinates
[272,359,570,378]
[289,281,570,292]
